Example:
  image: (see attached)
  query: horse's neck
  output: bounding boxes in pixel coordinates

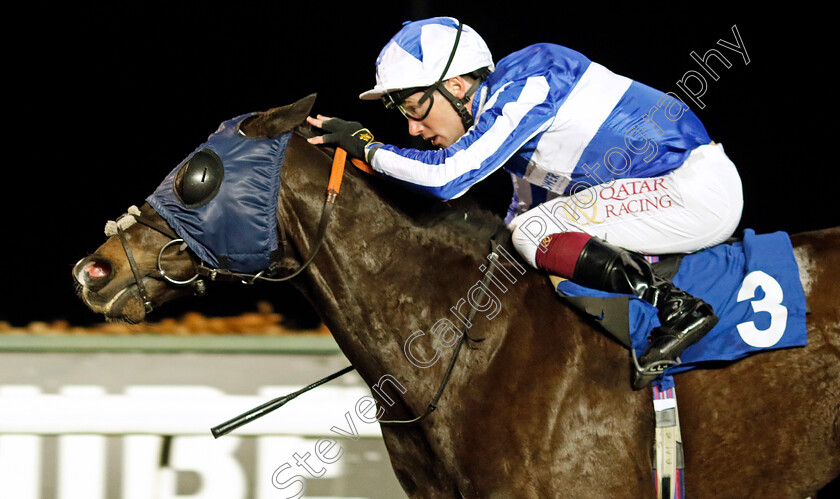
[278,136,568,397]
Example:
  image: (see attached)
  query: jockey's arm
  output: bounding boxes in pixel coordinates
[368,77,555,201]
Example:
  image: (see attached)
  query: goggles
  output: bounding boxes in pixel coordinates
[382,86,437,121]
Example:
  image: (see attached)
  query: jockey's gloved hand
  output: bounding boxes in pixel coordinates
[318,118,383,162]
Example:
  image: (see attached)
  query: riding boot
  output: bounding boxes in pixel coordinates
[570,237,718,388]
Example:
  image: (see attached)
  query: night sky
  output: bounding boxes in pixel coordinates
[4,2,834,328]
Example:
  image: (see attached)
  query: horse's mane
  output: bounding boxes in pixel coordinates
[293,124,508,249]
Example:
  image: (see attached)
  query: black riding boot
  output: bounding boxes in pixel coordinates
[571,237,718,389]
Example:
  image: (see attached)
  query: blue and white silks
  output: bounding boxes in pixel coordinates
[368,43,712,224]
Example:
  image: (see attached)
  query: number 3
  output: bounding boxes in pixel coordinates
[736,270,788,348]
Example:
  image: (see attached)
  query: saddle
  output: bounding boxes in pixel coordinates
[550,253,684,350]
[549,229,808,376]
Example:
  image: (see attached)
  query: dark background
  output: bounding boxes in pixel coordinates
[3,2,834,328]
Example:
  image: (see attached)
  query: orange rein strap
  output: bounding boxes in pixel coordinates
[328,148,376,200]
[327,147,347,196]
[350,157,376,175]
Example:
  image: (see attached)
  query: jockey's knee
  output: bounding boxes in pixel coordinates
[510,216,549,269]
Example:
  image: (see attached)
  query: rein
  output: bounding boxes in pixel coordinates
[114,146,361,314]
[207,149,507,436]
[112,145,500,436]
[191,150,374,284]
[376,241,501,425]
[211,234,505,437]
[193,147,352,284]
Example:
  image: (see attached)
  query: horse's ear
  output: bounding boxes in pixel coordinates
[240,93,317,138]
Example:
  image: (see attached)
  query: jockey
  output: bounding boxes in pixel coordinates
[306,17,743,388]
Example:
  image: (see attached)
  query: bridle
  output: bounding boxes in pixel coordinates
[110,145,503,436]
[114,214,200,314]
[113,147,367,313]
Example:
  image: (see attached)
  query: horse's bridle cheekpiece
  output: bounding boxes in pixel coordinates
[107,113,352,314]
[104,109,486,436]
[106,207,200,313]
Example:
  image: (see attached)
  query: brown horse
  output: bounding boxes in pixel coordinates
[73,95,840,498]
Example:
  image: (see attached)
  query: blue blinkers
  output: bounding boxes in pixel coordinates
[147,114,291,274]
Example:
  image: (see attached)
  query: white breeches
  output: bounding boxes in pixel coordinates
[509,143,743,268]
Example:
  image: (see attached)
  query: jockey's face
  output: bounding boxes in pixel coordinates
[403,77,472,149]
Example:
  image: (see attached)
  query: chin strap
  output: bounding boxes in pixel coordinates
[432,70,488,131]
[431,20,490,131]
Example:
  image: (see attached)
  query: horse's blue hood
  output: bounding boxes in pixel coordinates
[147,114,291,273]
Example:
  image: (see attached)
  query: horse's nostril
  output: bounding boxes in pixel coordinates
[75,256,114,290]
[85,260,111,279]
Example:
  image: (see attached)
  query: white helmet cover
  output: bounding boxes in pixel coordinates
[359,17,495,101]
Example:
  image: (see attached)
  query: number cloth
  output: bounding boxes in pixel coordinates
[555,229,807,375]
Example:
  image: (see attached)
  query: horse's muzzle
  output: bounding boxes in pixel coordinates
[73,255,147,323]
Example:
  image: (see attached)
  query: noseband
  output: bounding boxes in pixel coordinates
[105,145,501,436]
[110,147,356,314]
[111,210,202,314]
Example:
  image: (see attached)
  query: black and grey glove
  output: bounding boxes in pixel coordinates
[319,118,383,162]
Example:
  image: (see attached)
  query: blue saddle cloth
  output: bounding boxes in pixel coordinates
[555,229,808,375]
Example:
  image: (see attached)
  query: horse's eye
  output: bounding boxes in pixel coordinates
[174,148,224,208]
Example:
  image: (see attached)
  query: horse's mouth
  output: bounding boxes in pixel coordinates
[80,282,148,324]
[106,286,148,323]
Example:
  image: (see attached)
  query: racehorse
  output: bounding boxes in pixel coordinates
[73,94,840,498]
